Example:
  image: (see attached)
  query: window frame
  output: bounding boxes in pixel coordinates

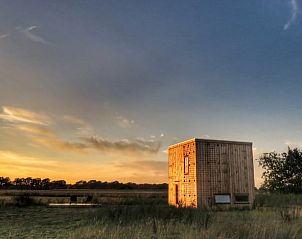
[184,155,189,175]
[214,194,231,204]
[234,193,249,204]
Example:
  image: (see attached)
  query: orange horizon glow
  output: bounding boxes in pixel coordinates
[0,106,266,188]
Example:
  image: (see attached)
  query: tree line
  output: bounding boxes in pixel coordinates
[257,147,302,194]
[0,177,168,190]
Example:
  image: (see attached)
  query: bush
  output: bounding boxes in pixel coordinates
[254,192,302,208]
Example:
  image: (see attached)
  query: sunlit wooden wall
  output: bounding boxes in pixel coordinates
[168,138,254,209]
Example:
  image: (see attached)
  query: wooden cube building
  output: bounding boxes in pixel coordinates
[168,138,254,209]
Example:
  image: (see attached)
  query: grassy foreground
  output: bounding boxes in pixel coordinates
[0,193,301,239]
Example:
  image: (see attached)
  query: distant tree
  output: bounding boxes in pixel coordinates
[14,178,25,189]
[257,148,302,193]
[41,178,50,190]
[0,177,11,189]
[31,178,42,189]
[49,180,67,189]
[0,176,168,190]
[75,180,87,189]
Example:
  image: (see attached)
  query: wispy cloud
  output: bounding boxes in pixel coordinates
[116,114,135,128]
[34,137,89,153]
[16,25,50,45]
[31,133,160,155]
[63,115,89,128]
[2,106,161,155]
[284,0,299,30]
[63,115,93,136]
[15,125,55,137]
[85,136,161,154]
[0,106,88,153]
[0,34,9,39]
[0,25,50,44]
[0,106,51,125]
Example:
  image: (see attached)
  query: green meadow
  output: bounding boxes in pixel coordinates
[0,191,302,239]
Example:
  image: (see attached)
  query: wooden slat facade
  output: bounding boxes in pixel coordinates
[168,138,254,209]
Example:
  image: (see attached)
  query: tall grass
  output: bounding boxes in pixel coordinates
[0,192,302,238]
[67,205,302,239]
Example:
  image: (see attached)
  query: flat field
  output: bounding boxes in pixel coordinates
[0,190,302,239]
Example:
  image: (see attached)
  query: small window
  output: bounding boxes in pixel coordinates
[184,156,189,175]
[214,194,231,204]
[234,194,249,204]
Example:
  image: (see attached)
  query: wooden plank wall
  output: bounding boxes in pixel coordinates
[168,139,197,207]
[196,140,254,209]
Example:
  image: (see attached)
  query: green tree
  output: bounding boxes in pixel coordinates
[258,148,302,193]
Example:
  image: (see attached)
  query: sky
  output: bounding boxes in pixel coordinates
[1,0,302,186]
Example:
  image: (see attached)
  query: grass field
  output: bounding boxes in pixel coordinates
[0,189,167,206]
[0,191,302,239]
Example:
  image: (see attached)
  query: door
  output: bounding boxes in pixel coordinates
[175,184,179,205]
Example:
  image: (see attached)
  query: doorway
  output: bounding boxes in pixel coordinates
[175,184,179,205]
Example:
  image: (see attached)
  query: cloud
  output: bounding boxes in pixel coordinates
[34,137,89,153]
[0,25,49,44]
[13,124,88,153]
[63,115,93,135]
[17,25,49,45]
[0,106,51,125]
[9,115,159,155]
[63,115,89,128]
[116,114,135,128]
[85,136,161,154]
[284,0,299,30]
[2,106,161,155]
[33,134,161,155]
[0,109,88,153]
[0,34,9,39]
[15,125,55,137]
[27,26,38,31]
